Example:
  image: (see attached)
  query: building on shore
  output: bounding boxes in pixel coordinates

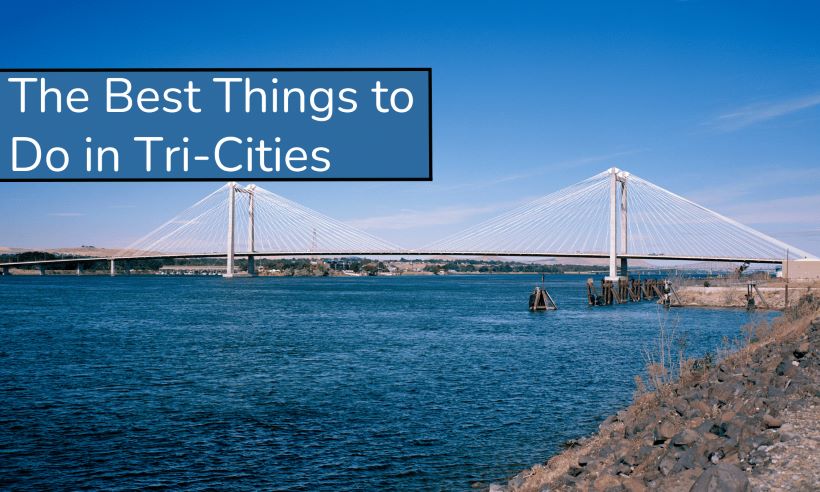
[781,259,820,280]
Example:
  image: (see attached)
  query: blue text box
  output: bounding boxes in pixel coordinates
[1,69,431,181]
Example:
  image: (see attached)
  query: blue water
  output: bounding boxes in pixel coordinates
[0,275,771,490]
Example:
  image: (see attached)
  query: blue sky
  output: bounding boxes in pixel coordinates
[2,1,819,255]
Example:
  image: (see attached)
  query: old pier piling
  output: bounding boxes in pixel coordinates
[587,277,676,307]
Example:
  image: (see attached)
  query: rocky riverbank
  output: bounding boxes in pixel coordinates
[672,280,818,310]
[498,295,819,491]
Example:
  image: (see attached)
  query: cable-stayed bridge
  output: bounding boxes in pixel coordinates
[2,168,814,279]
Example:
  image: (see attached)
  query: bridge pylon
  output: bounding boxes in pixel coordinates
[224,182,236,278]
[245,184,257,276]
[607,168,629,283]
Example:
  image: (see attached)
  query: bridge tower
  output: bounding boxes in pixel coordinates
[224,182,257,277]
[607,168,629,282]
[245,184,256,276]
[224,182,236,278]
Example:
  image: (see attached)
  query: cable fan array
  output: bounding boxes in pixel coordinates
[115,170,813,262]
[116,183,402,257]
[623,174,811,260]
[424,169,814,261]
[423,171,614,255]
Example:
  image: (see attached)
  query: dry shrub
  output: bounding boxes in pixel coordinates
[640,307,687,401]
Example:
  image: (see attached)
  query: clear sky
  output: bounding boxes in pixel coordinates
[2,1,819,255]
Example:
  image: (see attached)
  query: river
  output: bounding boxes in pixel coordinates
[0,274,774,490]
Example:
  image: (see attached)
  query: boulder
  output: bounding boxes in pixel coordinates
[654,420,677,444]
[659,452,678,476]
[671,429,700,448]
[689,400,712,417]
[578,454,595,467]
[794,341,809,358]
[620,476,648,492]
[775,357,796,377]
[762,413,782,428]
[690,463,750,492]
[657,468,702,492]
[672,398,689,416]
[711,382,740,404]
[593,473,622,492]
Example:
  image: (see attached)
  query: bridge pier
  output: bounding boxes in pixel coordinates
[2,266,9,276]
[76,263,83,276]
[39,265,46,276]
[109,259,116,277]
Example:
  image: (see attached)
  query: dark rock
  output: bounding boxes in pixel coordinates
[561,438,581,449]
[592,473,621,492]
[568,465,584,477]
[658,452,677,476]
[748,432,774,449]
[620,452,640,467]
[718,410,736,424]
[672,398,689,416]
[611,462,632,476]
[762,413,783,428]
[673,448,698,472]
[644,467,661,483]
[692,443,711,468]
[794,341,809,358]
[654,420,677,444]
[711,382,741,404]
[636,444,654,462]
[671,429,700,448]
[578,454,595,467]
[695,420,715,435]
[775,357,796,377]
[689,400,712,417]
[557,474,578,487]
[598,444,615,458]
[748,448,770,468]
[767,385,786,398]
[690,464,750,492]
[507,475,526,489]
[722,419,745,441]
[620,476,647,492]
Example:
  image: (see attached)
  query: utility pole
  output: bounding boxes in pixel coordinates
[225,182,236,278]
[785,248,789,309]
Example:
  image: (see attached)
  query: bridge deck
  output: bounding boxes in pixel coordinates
[0,251,784,268]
